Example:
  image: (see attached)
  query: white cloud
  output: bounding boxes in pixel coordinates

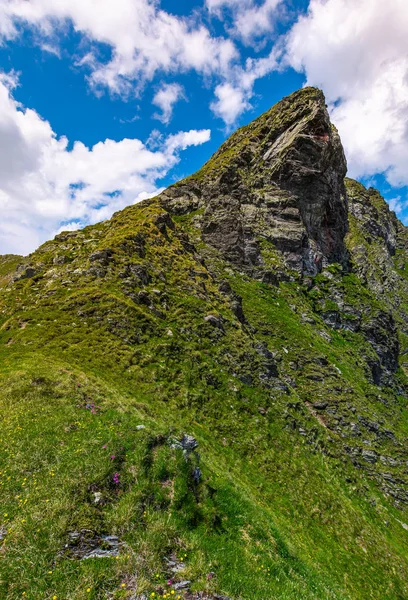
[210,47,280,125]
[210,82,250,126]
[205,0,283,125]
[234,0,283,44]
[0,0,238,96]
[206,0,243,10]
[241,46,282,90]
[207,0,283,45]
[0,73,210,255]
[0,0,283,127]
[389,197,403,214]
[388,195,408,223]
[153,83,185,125]
[164,129,211,153]
[285,0,408,187]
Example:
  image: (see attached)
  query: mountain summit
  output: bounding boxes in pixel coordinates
[161,87,348,275]
[1,88,408,600]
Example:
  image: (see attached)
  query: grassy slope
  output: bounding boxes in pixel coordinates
[0,194,408,600]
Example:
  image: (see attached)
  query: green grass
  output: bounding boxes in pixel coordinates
[1,342,408,600]
[0,351,405,600]
[0,161,407,597]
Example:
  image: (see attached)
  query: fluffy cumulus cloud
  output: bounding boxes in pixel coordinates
[389,197,404,215]
[0,73,210,255]
[153,83,185,125]
[207,0,283,44]
[210,47,280,126]
[0,0,283,125]
[285,0,408,187]
[205,0,285,124]
[0,0,238,96]
[210,82,249,126]
[233,0,283,45]
[206,0,241,8]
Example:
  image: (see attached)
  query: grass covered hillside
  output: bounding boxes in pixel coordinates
[1,88,408,600]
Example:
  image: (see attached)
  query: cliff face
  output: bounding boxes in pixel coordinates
[1,88,408,600]
[160,88,348,276]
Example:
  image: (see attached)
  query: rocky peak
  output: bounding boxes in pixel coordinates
[161,87,348,276]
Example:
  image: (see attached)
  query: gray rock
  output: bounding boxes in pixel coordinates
[93,492,102,504]
[321,311,342,330]
[164,553,186,575]
[362,450,378,464]
[301,314,316,325]
[380,455,400,467]
[350,422,361,436]
[86,266,106,278]
[360,311,399,384]
[318,330,332,343]
[192,466,202,483]
[163,88,348,277]
[89,249,112,263]
[154,212,175,234]
[129,264,151,284]
[137,291,151,306]
[13,266,37,281]
[255,342,278,381]
[204,314,223,329]
[239,374,253,386]
[172,581,191,591]
[53,255,69,265]
[62,530,120,559]
[179,434,198,452]
[231,299,246,324]
[170,434,199,458]
[313,401,328,410]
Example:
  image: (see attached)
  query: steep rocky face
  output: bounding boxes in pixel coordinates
[343,179,407,384]
[161,87,348,276]
[346,178,408,310]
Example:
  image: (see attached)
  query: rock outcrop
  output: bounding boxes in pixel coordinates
[161,88,348,276]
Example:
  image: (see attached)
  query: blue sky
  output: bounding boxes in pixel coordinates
[0,0,407,255]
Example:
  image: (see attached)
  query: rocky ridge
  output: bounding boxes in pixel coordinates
[1,87,408,600]
[160,87,348,277]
